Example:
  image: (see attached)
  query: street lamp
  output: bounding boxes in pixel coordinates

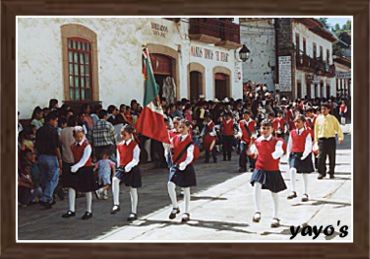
[238,44,250,62]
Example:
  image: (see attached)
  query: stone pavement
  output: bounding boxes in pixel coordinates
[98,138,352,241]
[18,125,352,241]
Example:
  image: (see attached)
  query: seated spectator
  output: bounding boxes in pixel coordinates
[30,106,44,130]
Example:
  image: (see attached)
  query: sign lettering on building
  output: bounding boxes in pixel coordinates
[191,46,228,62]
[278,56,292,91]
[151,22,168,38]
[336,71,351,79]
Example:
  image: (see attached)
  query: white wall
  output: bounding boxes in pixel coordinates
[18,17,242,119]
[240,19,276,91]
[292,22,333,64]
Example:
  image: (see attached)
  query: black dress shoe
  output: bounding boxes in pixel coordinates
[287,191,297,199]
[111,205,120,214]
[127,213,137,222]
[329,174,335,179]
[317,174,325,180]
[81,211,93,220]
[181,213,190,223]
[271,218,281,228]
[62,210,76,218]
[301,194,309,202]
[169,207,180,219]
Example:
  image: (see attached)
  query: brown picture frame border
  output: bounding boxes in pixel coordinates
[1,0,369,258]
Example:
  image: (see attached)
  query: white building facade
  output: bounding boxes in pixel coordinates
[17,17,243,119]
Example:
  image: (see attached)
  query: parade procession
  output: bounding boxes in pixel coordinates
[17,17,352,241]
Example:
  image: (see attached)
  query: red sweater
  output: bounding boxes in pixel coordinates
[71,140,92,167]
[239,119,256,143]
[291,129,310,153]
[255,137,280,171]
[222,119,234,136]
[117,140,137,167]
[273,117,286,132]
[172,134,193,164]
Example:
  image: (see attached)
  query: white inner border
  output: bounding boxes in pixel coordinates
[15,15,354,243]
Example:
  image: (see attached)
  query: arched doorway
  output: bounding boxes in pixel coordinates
[215,73,230,100]
[190,71,203,102]
[213,66,231,101]
[150,53,175,98]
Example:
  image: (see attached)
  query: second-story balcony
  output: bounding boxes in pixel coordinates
[189,19,241,49]
[296,50,335,77]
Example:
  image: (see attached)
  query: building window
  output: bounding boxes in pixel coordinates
[313,43,317,59]
[295,33,300,54]
[61,24,99,102]
[319,46,323,61]
[326,49,330,64]
[303,37,306,55]
[67,38,92,101]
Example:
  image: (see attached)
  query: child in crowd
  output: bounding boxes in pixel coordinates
[18,150,43,206]
[287,115,314,202]
[201,114,217,163]
[221,112,235,161]
[95,150,116,200]
[111,125,142,222]
[249,119,287,228]
[236,110,256,172]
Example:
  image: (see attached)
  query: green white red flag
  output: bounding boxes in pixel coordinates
[135,48,170,144]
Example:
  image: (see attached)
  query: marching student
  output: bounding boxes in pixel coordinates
[221,112,235,161]
[62,126,97,220]
[286,115,314,202]
[249,119,287,228]
[272,110,287,138]
[236,110,256,172]
[167,119,197,223]
[111,124,142,222]
[201,114,217,163]
[305,108,318,170]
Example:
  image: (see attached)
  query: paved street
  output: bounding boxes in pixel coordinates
[18,126,352,241]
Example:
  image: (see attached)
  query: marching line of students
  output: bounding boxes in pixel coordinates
[60,106,340,229]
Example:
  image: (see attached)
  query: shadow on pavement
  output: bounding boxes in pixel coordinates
[130,218,255,235]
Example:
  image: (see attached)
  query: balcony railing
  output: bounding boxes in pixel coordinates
[296,50,335,77]
[189,18,241,47]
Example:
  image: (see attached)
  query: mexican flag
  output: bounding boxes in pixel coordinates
[136,48,170,144]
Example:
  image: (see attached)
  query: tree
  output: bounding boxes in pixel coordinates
[318,18,330,29]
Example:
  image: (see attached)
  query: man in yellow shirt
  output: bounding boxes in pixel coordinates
[314,103,344,179]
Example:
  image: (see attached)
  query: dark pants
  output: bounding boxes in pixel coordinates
[318,138,336,176]
[205,148,217,163]
[239,142,255,171]
[222,135,233,160]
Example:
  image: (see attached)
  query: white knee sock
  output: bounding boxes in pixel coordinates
[290,168,297,192]
[183,187,191,213]
[86,192,92,213]
[271,192,279,219]
[68,188,76,212]
[254,182,262,212]
[302,174,309,194]
[112,177,120,206]
[129,187,138,214]
[167,181,178,208]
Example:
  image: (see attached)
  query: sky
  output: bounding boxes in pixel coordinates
[326,17,351,28]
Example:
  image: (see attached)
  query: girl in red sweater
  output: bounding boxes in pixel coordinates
[286,115,314,202]
[249,119,287,228]
[111,125,142,222]
[167,120,197,223]
[62,126,97,220]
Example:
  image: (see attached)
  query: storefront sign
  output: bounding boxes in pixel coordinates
[190,46,229,62]
[151,22,169,38]
[278,56,292,91]
[336,71,351,79]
